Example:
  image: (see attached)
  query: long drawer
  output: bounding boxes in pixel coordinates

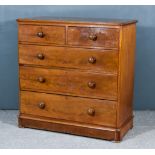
[19,66,118,100]
[19,44,118,74]
[20,91,117,127]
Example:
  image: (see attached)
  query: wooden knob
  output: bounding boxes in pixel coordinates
[37,53,44,60]
[37,32,44,38]
[37,77,45,83]
[88,57,96,64]
[89,34,97,41]
[88,81,96,89]
[87,108,95,116]
[38,102,45,109]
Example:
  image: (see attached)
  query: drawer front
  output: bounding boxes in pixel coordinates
[20,91,117,127]
[68,26,119,48]
[19,44,118,74]
[18,24,65,45]
[20,66,117,100]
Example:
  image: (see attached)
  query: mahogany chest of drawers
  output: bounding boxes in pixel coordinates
[17,17,137,141]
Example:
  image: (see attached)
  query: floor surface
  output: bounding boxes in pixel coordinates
[0,110,155,149]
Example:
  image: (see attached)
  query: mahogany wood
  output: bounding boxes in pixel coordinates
[20,91,117,127]
[18,24,65,45]
[17,17,137,141]
[19,44,118,74]
[19,66,117,100]
[67,26,119,48]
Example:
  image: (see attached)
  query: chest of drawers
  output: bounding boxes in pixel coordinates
[17,17,137,141]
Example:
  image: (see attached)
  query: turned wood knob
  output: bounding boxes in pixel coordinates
[37,53,44,60]
[88,56,96,64]
[88,81,96,89]
[87,108,95,116]
[37,32,44,38]
[37,77,45,83]
[89,34,97,41]
[38,102,45,109]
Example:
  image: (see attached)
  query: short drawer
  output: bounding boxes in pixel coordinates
[20,91,117,127]
[67,26,119,48]
[19,44,118,74]
[18,24,65,45]
[20,66,117,100]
